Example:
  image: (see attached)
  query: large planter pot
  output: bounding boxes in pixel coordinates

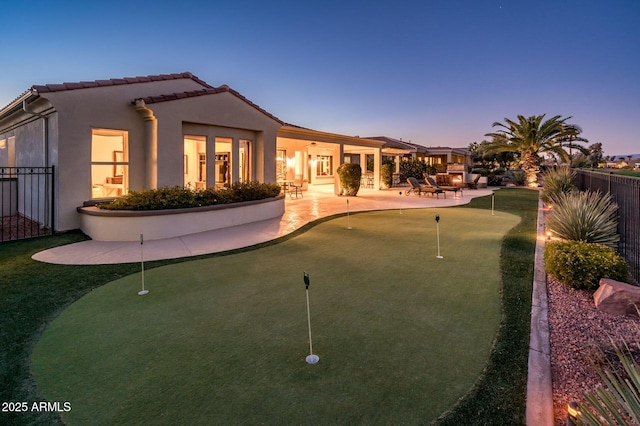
[77,196,285,241]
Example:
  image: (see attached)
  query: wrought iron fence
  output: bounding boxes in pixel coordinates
[574,169,640,284]
[1,166,54,242]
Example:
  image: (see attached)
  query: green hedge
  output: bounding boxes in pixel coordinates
[544,241,629,290]
[97,181,281,210]
[380,163,394,188]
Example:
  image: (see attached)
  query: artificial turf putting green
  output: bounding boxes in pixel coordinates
[31,207,520,425]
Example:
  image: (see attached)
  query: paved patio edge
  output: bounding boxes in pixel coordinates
[526,195,554,425]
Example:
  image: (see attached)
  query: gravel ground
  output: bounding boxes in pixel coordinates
[547,276,640,425]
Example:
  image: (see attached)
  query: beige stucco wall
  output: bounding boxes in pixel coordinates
[147,92,280,188]
[6,77,281,232]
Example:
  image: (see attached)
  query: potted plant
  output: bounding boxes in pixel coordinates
[337,163,362,196]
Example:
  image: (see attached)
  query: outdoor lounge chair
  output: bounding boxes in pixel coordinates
[406,177,444,198]
[467,174,481,189]
[424,174,462,197]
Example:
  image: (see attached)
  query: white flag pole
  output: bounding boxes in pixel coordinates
[138,233,149,295]
[491,192,495,216]
[435,215,443,259]
[304,272,319,364]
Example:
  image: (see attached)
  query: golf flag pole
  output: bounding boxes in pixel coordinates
[304,272,319,364]
[435,214,443,259]
[138,233,149,295]
[491,192,495,216]
[346,199,352,229]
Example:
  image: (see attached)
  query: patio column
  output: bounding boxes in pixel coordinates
[206,135,216,188]
[231,137,240,184]
[133,99,158,189]
[373,148,381,189]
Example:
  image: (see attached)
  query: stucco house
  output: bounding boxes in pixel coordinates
[0,72,385,233]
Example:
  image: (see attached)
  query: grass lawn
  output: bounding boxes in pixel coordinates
[589,168,640,178]
[1,188,539,425]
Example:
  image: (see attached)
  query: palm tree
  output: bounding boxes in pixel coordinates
[484,114,588,187]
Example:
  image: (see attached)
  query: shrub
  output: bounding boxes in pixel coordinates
[399,160,427,183]
[471,168,489,176]
[541,167,576,205]
[547,190,619,248]
[544,241,628,290]
[505,169,526,186]
[488,173,503,186]
[380,163,394,188]
[337,163,362,196]
[97,181,281,210]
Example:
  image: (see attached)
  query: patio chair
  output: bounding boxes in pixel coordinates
[424,174,462,197]
[467,174,481,189]
[406,177,444,198]
[289,174,303,198]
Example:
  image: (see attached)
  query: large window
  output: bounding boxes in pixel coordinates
[316,155,333,176]
[91,129,128,198]
[215,138,232,188]
[0,137,15,169]
[184,136,206,189]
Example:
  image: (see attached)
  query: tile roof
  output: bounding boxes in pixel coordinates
[367,136,425,152]
[31,72,211,93]
[367,136,470,155]
[1,71,283,125]
[136,83,283,124]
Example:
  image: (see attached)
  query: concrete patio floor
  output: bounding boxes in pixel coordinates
[33,186,494,265]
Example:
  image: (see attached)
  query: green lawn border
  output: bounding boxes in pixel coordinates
[0,188,538,425]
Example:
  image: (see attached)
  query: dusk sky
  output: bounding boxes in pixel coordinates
[1,0,638,156]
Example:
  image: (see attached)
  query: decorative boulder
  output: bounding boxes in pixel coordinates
[594,278,640,317]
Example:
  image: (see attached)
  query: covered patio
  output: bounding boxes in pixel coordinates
[276,125,385,195]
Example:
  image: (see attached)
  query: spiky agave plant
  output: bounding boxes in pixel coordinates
[547,190,619,248]
[575,338,640,425]
[541,167,576,205]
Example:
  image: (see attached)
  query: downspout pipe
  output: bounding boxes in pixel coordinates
[133,99,158,190]
[22,99,49,167]
[22,96,54,232]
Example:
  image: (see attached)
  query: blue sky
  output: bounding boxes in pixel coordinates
[1,0,638,156]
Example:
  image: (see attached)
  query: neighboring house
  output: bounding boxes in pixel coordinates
[0,72,384,233]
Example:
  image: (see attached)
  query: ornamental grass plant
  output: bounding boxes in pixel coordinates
[541,166,576,205]
[576,337,640,425]
[546,190,619,248]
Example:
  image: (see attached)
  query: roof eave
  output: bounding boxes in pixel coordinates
[0,89,38,120]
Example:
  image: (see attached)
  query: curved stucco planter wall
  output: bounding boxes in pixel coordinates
[77,196,285,241]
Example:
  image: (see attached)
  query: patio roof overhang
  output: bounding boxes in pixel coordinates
[278,125,384,149]
[382,147,412,155]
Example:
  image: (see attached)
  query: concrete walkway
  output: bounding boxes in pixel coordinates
[33,186,493,265]
[526,197,554,425]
